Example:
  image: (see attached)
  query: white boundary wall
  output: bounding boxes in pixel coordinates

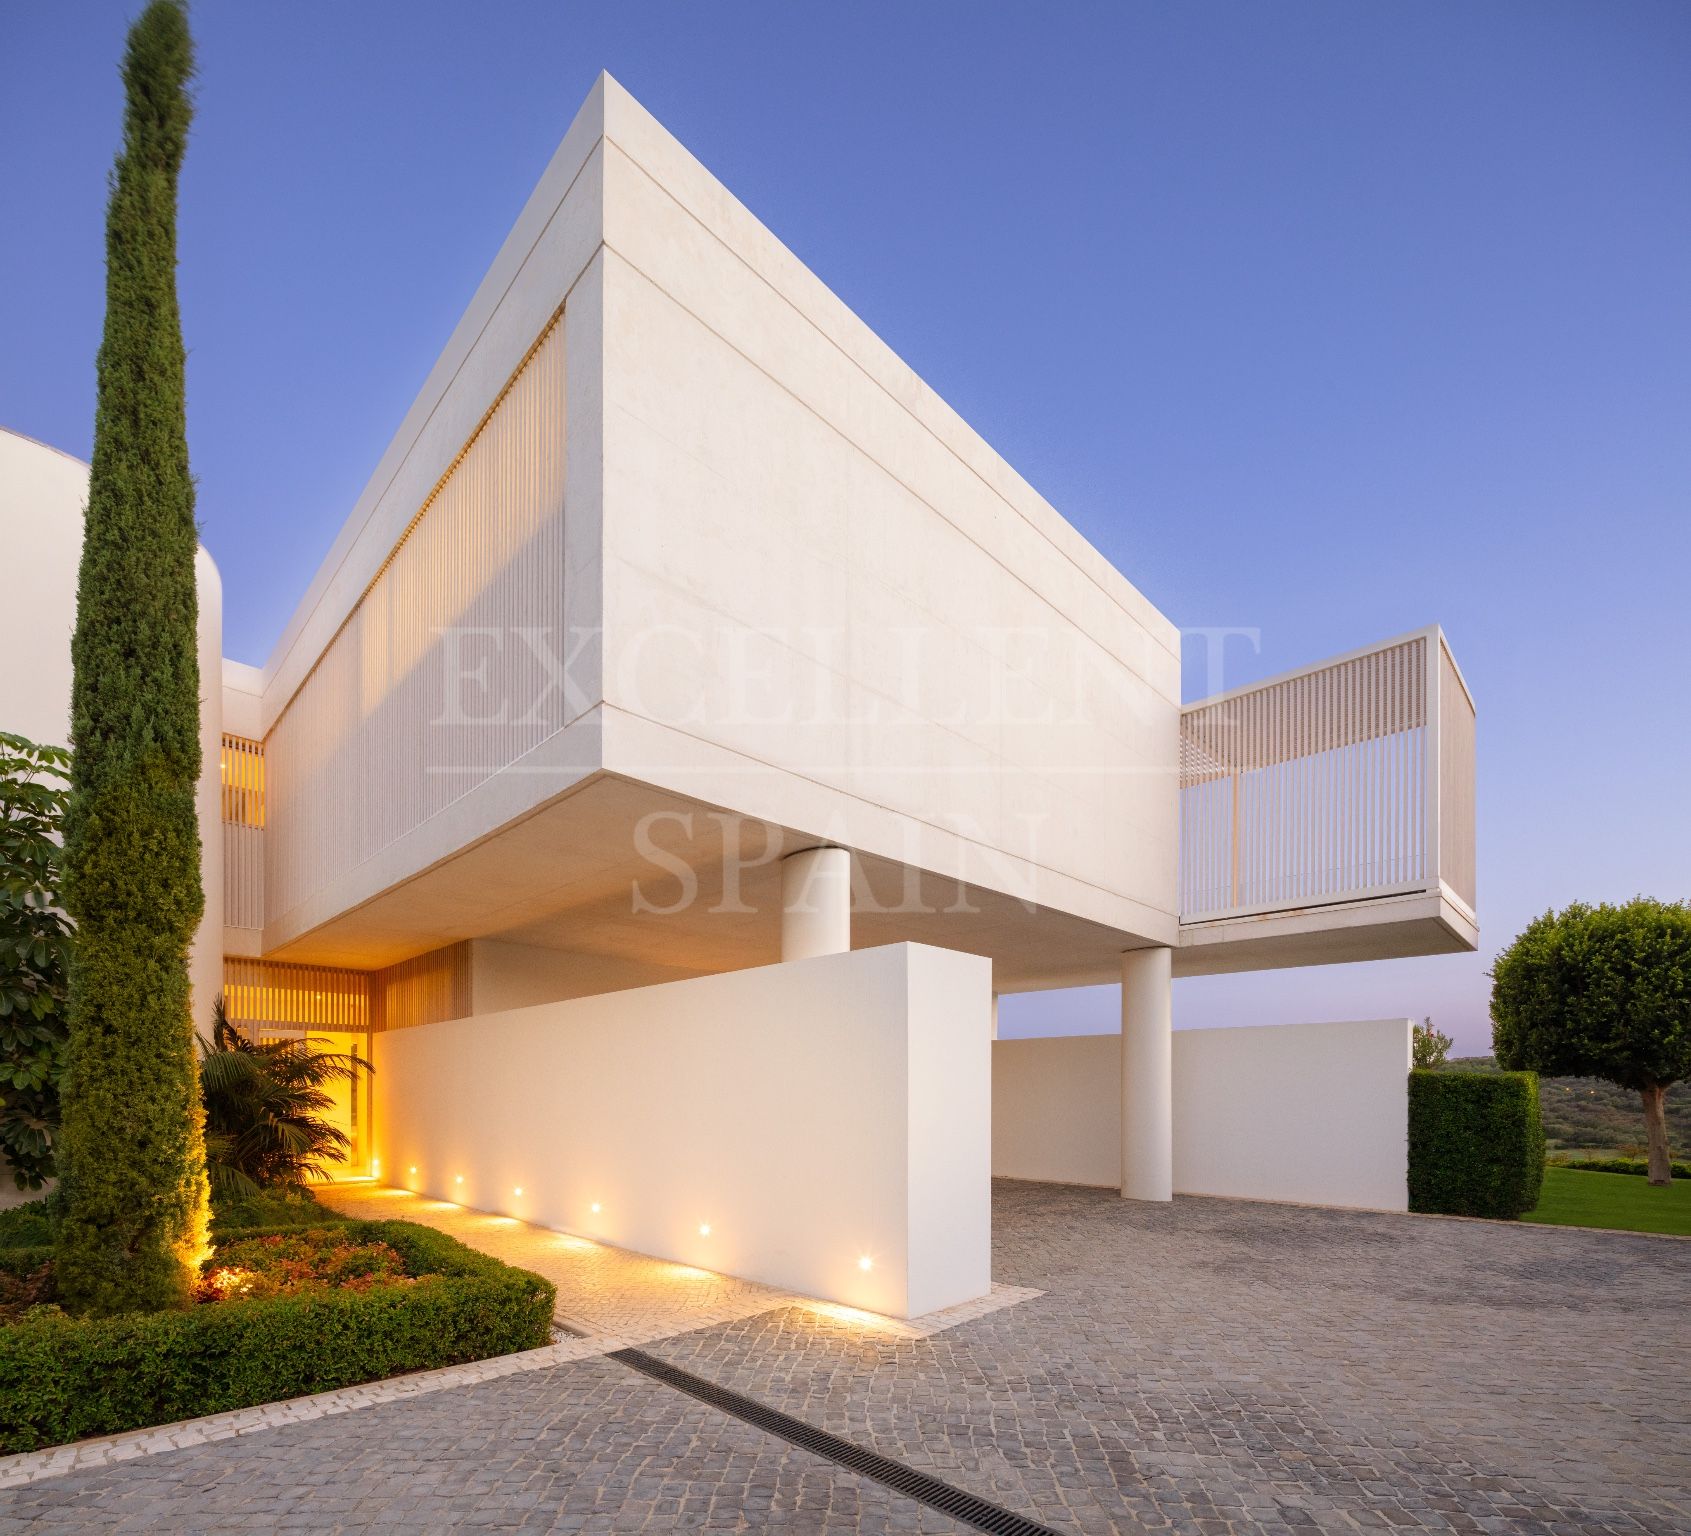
[992,1035,1120,1189]
[374,942,992,1318]
[993,1019,1413,1211]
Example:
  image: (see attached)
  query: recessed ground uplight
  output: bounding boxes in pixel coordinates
[698,1223,712,1237]
[858,1256,873,1272]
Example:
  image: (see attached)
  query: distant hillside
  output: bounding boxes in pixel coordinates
[1448,1056,1691,1154]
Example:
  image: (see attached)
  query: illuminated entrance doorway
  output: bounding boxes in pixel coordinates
[220,958,376,1178]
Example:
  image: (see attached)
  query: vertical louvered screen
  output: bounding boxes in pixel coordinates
[1437,636,1476,915]
[1179,633,1437,920]
[372,943,472,1033]
[219,947,474,1034]
[221,734,266,930]
[221,957,374,1033]
[264,310,568,926]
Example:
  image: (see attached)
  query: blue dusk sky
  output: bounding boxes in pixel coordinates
[5,3,1688,1052]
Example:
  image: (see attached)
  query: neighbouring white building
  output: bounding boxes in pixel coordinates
[1,76,1474,1317]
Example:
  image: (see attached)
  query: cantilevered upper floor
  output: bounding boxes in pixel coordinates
[201,74,1474,1003]
[222,75,1180,988]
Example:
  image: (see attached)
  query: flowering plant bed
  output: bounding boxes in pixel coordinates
[195,1228,416,1302]
[0,1215,555,1452]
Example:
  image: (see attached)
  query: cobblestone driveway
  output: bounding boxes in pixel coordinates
[3,1182,1686,1533]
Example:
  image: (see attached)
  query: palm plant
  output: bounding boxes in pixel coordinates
[198,1000,373,1199]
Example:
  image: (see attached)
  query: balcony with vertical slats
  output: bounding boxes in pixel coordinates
[1175,626,1476,976]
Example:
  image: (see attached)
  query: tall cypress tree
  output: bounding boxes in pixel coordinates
[55,0,211,1315]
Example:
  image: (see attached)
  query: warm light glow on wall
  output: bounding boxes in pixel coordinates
[222,949,472,1039]
[373,945,472,1034]
[590,1202,601,1214]
[219,734,266,828]
[698,1223,711,1237]
[514,1187,523,1197]
[221,958,373,1032]
[858,1255,873,1272]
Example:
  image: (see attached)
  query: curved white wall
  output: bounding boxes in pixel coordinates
[0,430,88,750]
[0,427,224,1031]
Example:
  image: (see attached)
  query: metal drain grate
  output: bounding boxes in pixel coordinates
[610,1347,1064,1536]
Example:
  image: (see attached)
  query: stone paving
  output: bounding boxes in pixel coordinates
[0,1331,611,1492]
[0,1187,1039,1493]
[0,1356,966,1534]
[2,1181,1687,1533]
[311,1184,1041,1346]
[644,1185,1691,1534]
[319,1184,800,1345]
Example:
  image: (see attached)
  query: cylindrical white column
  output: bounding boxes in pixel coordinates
[780,846,852,962]
[1120,946,1173,1201]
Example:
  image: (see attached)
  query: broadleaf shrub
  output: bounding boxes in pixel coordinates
[0,1220,554,1451]
[0,733,74,1190]
[1408,1069,1545,1218]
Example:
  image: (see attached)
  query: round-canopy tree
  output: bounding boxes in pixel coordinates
[1491,898,1691,1185]
[55,0,211,1314]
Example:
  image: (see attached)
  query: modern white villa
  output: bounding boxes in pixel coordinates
[0,76,1474,1319]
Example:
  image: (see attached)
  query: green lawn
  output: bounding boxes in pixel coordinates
[1522,1166,1691,1236]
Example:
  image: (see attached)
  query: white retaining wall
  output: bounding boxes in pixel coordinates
[374,941,992,1318]
[993,1019,1413,1211]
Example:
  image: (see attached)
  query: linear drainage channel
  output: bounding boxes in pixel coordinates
[610,1347,1064,1536]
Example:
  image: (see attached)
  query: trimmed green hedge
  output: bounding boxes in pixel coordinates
[1409,1069,1546,1218]
[1549,1155,1690,1180]
[0,1247,51,1282]
[0,1220,555,1452]
[0,1188,342,1255]
[0,1199,55,1286]
[210,1187,346,1236]
[0,1202,55,1252]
